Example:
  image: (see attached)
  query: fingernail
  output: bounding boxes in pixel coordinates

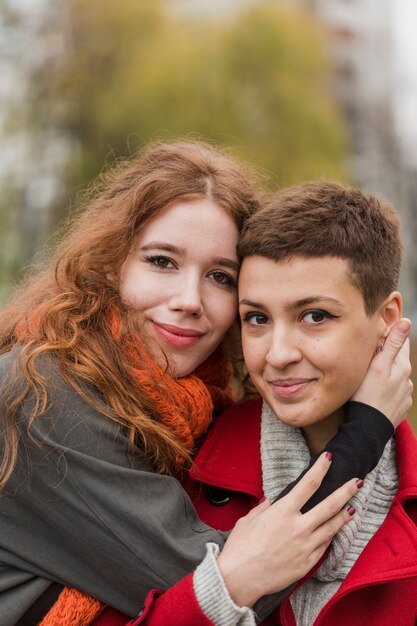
[347,506,356,517]
[325,451,333,461]
[355,479,364,489]
[397,319,411,334]
[259,496,267,503]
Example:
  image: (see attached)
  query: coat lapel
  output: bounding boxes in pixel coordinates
[190,398,263,498]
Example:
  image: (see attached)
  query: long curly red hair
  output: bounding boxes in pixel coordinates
[0,140,260,490]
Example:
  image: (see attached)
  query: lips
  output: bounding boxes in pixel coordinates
[270,378,314,398]
[152,322,204,348]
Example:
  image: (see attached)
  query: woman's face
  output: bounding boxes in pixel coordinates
[239,255,393,444]
[119,198,239,377]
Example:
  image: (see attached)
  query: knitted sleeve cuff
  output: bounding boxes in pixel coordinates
[193,543,256,626]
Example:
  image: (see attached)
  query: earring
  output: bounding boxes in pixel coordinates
[375,339,384,354]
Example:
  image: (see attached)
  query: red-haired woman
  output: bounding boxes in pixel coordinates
[0,142,411,626]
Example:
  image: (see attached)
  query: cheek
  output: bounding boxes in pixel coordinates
[328,342,374,401]
[242,334,266,375]
[312,329,374,372]
[119,280,136,307]
[345,328,377,370]
[119,268,161,310]
[119,264,138,306]
[212,294,238,336]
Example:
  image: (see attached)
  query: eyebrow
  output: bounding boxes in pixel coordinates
[239,295,345,309]
[140,242,185,255]
[140,242,239,271]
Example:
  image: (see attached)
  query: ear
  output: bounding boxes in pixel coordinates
[377,291,403,338]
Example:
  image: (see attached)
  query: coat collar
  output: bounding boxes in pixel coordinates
[340,419,417,587]
[192,399,417,521]
[395,419,417,494]
[190,398,263,498]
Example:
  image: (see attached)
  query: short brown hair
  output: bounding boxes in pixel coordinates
[238,181,402,314]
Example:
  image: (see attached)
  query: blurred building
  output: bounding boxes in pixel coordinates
[305,0,417,321]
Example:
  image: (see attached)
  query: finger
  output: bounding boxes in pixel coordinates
[275,452,332,512]
[301,506,356,573]
[392,337,411,370]
[378,319,411,364]
[248,498,272,517]
[304,477,361,528]
[310,504,356,548]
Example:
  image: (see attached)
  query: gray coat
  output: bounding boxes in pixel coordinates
[0,349,227,624]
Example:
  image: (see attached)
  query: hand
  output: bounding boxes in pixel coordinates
[216,452,361,607]
[352,318,413,428]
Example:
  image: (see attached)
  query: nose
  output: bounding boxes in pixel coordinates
[265,324,302,369]
[169,274,204,316]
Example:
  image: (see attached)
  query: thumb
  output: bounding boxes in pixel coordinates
[381,318,411,360]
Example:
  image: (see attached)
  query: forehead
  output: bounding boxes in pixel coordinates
[136,198,238,250]
[239,254,366,309]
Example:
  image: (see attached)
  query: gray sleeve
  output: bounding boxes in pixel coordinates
[0,351,228,618]
[194,543,255,626]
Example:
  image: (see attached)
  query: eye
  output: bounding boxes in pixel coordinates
[242,311,269,327]
[209,270,237,289]
[145,255,175,270]
[300,309,338,325]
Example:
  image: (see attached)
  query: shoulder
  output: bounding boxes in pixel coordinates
[195,397,263,465]
[210,397,263,436]
[191,397,263,497]
[0,345,66,389]
[0,346,24,379]
[396,420,417,488]
[1,347,136,468]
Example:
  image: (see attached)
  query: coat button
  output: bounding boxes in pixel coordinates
[206,485,232,506]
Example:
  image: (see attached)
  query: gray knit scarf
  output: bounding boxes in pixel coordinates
[260,401,398,626]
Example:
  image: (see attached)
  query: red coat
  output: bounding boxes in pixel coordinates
[95,399,417,626]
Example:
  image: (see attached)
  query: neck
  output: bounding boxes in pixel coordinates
[302,407,346,454]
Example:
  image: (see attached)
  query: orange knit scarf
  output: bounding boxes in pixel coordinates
[30,318,234,626]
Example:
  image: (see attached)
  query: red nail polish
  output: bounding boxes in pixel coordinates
[355,479,364,489]
[347,506,356,517]
[259,496,266,503]
[325,451,333,461]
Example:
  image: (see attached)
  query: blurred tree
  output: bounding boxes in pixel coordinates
[0,0,348,294]
[223,6,347,185]
[0,0,70,298]
[41,0,348,206]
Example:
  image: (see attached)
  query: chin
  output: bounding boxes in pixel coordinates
[277,416,311,428]
[269,407,307,427]
[270,403,324,428]
[169,361,194,379]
